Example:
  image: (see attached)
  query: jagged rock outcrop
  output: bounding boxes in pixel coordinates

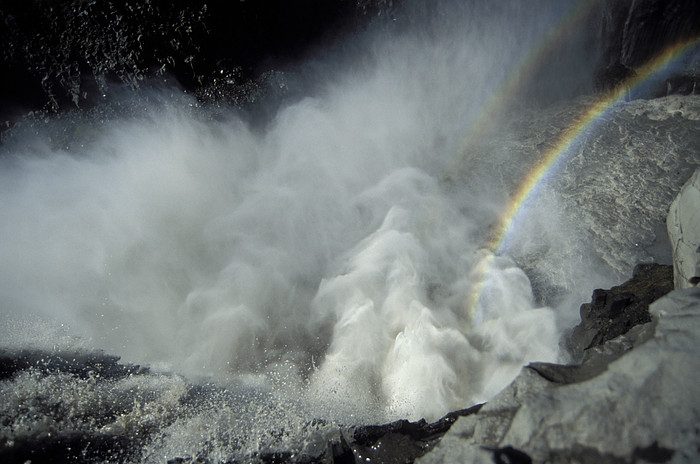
[667,169,700,289]
[419,288,700,464]
[566,263,673,359]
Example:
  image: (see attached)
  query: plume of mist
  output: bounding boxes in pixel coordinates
[0,0,605,423]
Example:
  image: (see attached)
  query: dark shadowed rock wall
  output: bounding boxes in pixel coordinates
[596,0,700,94]
[2,0,698,130]
[0,0,395,128]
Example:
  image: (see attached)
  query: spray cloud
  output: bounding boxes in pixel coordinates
[0,0,606,423]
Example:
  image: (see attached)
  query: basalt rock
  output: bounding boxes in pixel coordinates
[0,345,482,464]
[338,404,484,464]
[0,349,148,381]
[667,169,700,289]
[566,262,674,360]
[596,0,700,96]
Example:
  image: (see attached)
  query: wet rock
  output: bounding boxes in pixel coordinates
[596,0,700,96]
[160,406,485,464]
[1,433,137,464]
[0,350,185,464]
[566,262,673,360]
[667,169,700,289]
[338,405,484,464]
[483,446,532,464]
[0,349,147,381]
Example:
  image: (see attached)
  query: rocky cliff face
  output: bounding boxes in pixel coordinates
[667,170,700,289]
[566,263,673,358]
[596,0,700,95]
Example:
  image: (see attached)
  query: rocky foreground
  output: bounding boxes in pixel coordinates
[422,283,699,464]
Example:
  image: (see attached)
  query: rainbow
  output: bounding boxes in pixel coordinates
[490,37,700,254]
[465,35,700,319]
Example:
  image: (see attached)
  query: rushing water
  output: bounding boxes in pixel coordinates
[1,0,699,462]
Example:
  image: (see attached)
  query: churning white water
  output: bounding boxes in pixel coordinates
[2,1,696,460]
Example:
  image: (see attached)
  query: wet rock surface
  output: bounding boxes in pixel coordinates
[424,168,700,461]
[596,0,700,96]
[667,169,700,289]
[566,262,673,358]
[0,349,148,381]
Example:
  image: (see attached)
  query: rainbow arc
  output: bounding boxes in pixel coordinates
[465,34,700,320]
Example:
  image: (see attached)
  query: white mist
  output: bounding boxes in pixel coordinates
[0,0,604,424]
